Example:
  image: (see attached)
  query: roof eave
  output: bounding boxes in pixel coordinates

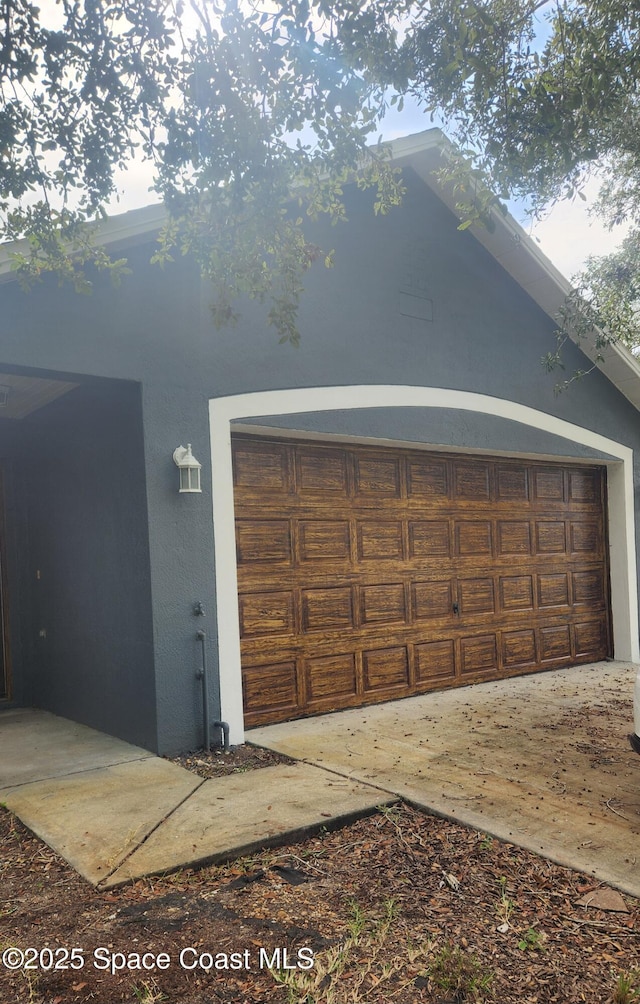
[391,129,640,412]
[0,203,166,284]
[2,128,639,413]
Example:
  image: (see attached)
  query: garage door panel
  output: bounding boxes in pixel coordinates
[233,440,291,493]
[305,653,358,705]
[407,458,449,499]
[243,660,298,721]
[236,520,292,564]
[456,520,493,556]
[458,577,495,615]
[453,461,491,500]
[363,646,410,691]
[570,521,602,556]
[301,587,354,632]
[414,640,456,684]
[298,520,351,561]
[408,520,451,557]
[533,467,565,501]
[233,437,611,726]
[568,469,599,503]
[413,580,453,619]
[573,569,605,606]
[535,521,567,553]
[239,592,295,638]
[574,618,608,659]
[354,455,402,496]
[500,575,534,611]
[496,465,529,501]
[296,447,350,495]
[540,624,572,662]
[460,634,498,675]
[502,629,537,668]
[537,573,570,609]
[357,521,404,560]
[360,583,407,625]
[497,520,532,555]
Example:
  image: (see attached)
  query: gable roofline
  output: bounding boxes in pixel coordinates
[0,202,166,277]
[2,128,639,410]
[390,129,640,411]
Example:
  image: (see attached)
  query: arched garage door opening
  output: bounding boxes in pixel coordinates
[209,387,639,745]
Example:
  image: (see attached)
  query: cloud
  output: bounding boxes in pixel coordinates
[522,176,631,280]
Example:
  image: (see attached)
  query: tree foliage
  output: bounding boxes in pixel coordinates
[2,0,640,350]
[390,0,640,208]
[1,0,178,289]
[326,0,640,355]
[411,0,640,357]
[1,0,404,342]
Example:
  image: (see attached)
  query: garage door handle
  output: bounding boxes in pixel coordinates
[452,602,459,615]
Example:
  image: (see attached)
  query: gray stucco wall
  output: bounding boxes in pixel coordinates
[1,165,639,752]
[238,408,620,462]
[15,381,156,749]
[139,382,219,755]
[0,421,33,708]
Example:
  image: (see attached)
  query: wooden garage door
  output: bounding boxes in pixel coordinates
[233,435,611,728]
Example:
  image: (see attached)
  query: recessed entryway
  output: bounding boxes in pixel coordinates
[0,369,79,704]
[0,472,9,701]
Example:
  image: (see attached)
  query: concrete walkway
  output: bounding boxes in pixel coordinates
[251,661,640,898]
[1,661,640,895]
[0,709,391,889]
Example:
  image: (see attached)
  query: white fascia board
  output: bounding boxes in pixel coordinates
[0,203,166,281]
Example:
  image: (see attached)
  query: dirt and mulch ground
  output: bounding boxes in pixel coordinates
[2,745,640,1004]
[169,744,295,778]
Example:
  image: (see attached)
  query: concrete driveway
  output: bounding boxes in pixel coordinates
[249,660,640,898]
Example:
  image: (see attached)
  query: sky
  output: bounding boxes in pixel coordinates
[524,177,628,280]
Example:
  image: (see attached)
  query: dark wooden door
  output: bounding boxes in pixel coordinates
[232,436,611,727]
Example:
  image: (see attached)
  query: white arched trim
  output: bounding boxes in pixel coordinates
[209,385,638,744]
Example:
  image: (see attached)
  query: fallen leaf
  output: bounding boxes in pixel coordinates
[576,887,629,913]
[442,871,460,891]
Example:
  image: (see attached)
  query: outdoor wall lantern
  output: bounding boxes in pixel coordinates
[173,444,202,493]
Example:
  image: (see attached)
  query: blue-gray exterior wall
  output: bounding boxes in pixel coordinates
[0,166,639,753]
[238,408,620,462]
[16,381,157,747]
[0,421,33,709]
